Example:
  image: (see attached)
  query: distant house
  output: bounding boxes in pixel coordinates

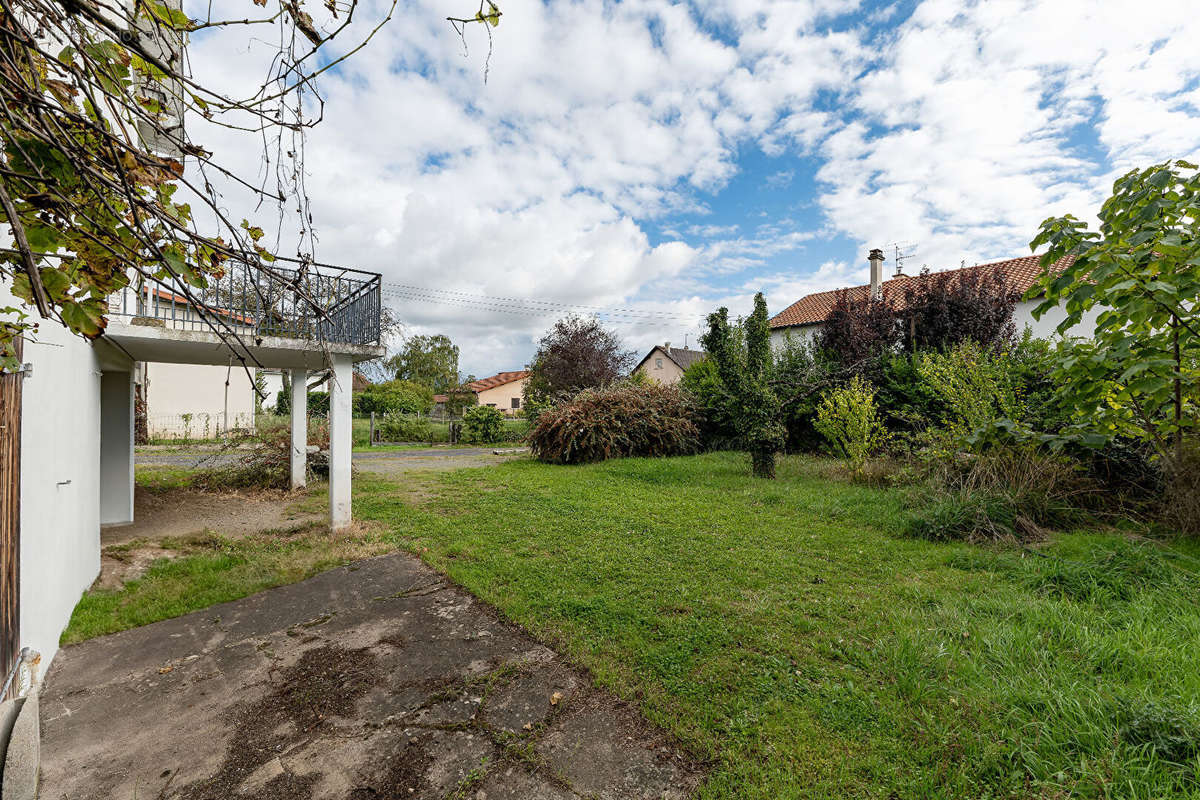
[634,343,706,385]
[768,249,1097,348]
[467,371,530,415]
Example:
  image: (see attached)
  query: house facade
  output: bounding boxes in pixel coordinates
[0,262,384,683]
[634,344,706,385]
[469,371,530,415]
[769,250,1101,348]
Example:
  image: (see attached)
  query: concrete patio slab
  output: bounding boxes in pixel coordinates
[39,552,703,799]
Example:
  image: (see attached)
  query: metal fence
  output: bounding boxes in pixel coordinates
[108,260,382,346]
[146,411,256,440]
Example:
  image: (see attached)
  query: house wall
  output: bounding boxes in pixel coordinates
[99,372,134,525]
[636,348,686,385]
[6,301,125,680]
[143,361,257,437]
[475,378,527,415]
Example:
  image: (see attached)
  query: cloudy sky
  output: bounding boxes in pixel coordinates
[187,0,1200,378]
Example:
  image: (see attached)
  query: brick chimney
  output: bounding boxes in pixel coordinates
[868,249,885,301]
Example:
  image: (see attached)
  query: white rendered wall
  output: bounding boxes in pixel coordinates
[100,371,134,525]
[144,361,256,436]
[5,294,118,679]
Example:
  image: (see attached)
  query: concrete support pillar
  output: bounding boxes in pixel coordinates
[328,355,353,531]
[99,371,134,525]
[289,369,307,490]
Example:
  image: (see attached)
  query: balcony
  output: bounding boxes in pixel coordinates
[101,261,385,369]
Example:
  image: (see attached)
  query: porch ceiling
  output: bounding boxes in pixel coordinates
[101,320,384,369]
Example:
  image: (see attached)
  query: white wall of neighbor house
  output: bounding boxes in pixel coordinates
[475,379,527,415]
[143,360,257,437]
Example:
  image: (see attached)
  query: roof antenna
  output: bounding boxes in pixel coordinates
[889,241,917,277]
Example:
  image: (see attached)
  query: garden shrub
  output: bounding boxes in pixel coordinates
[192,419,329,490]
[813,375,889,472]
[528,382,701,465]
[462,405,504,444]
[915,340,1024,447]
[354,379,433,416]
[306,390,330,417]
[377,414,435,442]
[682,355,738,448]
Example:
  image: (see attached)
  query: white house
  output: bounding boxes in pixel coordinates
[769,249,1100,348]
[0,264,383,684]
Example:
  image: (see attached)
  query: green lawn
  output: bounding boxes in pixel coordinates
[70,453,1200,798]
[354,453,1200,799]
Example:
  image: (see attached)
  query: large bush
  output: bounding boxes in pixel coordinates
[355,380,433,416]
[528,382,701,464]
[462,405,504,444]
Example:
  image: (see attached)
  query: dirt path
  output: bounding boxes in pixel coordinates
[41,552,703,799]
[105,487,321,546]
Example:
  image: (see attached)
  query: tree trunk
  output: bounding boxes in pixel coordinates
[751,449,776,479]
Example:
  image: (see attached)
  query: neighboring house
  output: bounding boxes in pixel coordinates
[769,249,1098,348]
[468,371,530,415]
[123,287,257,438]
[139,362,257,438]
[634,343,706,385]
[0,262,384,683]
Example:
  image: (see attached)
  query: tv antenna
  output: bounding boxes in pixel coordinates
[889,241,918,276]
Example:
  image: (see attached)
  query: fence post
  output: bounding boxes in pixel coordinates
[369,411,375,447]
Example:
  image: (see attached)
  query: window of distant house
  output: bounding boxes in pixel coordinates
[511,397,520,409]
[655,358,663,369]
[487,403,496,407]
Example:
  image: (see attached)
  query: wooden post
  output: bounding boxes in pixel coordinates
[369,411,375,447]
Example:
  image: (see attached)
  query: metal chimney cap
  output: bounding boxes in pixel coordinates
[868,248,885,260]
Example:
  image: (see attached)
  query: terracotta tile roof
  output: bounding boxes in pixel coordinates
[467,370,530,392]
[769,254,1074,329]
[432,394,449,404]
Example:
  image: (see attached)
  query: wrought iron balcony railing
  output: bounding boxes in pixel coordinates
[108,261,382,347]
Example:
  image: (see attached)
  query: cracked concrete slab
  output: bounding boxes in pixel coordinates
[39,551,704,799]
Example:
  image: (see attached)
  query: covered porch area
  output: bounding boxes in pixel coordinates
[102,320,384,531]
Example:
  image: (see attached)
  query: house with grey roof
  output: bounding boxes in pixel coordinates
[634,343,706,385]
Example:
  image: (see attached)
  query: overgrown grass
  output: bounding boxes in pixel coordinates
[349,453,1200,799]
[64,524,388,644]
[74,453,1200,797]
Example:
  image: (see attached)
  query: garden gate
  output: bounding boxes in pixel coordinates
[0,339,20,698]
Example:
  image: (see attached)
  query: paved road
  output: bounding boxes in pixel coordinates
[41,552,701,799]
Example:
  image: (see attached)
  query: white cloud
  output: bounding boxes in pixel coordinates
[177,0,1200,376]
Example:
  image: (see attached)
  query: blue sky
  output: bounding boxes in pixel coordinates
[189,0,1200,377]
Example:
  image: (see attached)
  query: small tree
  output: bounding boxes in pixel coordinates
[701,293,785,478]
[813,376,889,472]
[1029,159,1200,484]
[816,289,901,366]
[901,265,1018,351]
[524,316,634,409]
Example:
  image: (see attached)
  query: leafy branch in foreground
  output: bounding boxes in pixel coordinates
[0,0,499,371]
[1029,159,1200,478]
